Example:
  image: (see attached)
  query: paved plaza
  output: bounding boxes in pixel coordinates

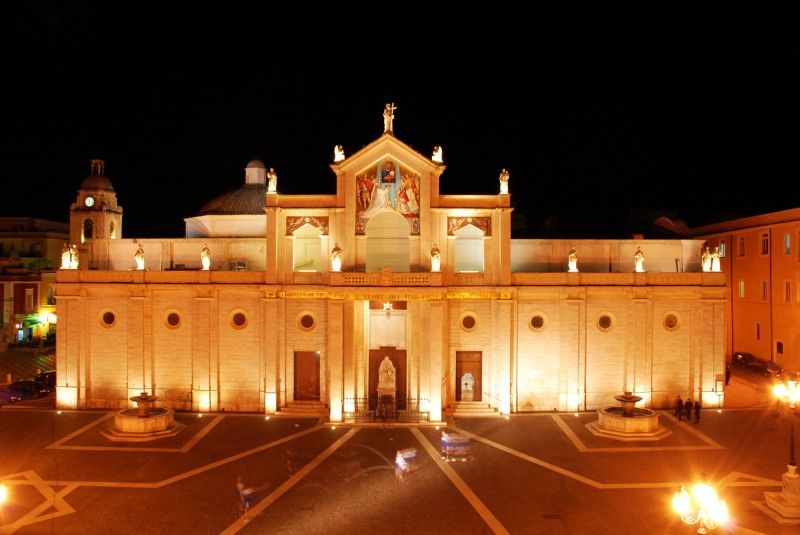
[1,375,798,535]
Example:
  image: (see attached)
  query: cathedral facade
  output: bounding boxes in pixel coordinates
[55,117,727,421]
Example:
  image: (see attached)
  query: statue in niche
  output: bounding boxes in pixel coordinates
[383,103,397,134]
[711,246,721,272]
[69,244,79,269]
[330,243,342,272]
[134,244,145,270]
[634,246,646,273]
[568,247,578,272]
[701,246,711,272]
[499,168,510,194]
[267,168,277,193]
[61,243,71,269]
[378,356,396,390]
[432,145,443,163]
[334,145,345,163]
[200,244,211,270]
[461,372,475,402]
[430,243,441,272]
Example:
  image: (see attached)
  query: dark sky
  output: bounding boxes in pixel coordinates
[2,3,798,238]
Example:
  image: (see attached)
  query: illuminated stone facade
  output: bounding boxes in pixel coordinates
[55,124,727,421]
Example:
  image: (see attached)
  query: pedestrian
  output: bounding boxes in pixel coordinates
[675,395,683,421]
[725,363,731,385]
[694,399,701,423]
[236,475,255,518]
[684,398,693,422]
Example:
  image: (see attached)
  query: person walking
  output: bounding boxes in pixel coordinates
[675,395,683,421]
[236,475,255,519]
[684,398,693,422]
[694,399,701,423]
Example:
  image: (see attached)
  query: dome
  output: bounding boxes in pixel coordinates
[80,174,115,192]
[198,184,267,215]
[80,159,115,191]
[246,159,266,169]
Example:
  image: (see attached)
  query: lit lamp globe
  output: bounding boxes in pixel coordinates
[672,483,729,534]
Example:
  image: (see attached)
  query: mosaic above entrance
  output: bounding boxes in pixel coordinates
[356,158,420,235]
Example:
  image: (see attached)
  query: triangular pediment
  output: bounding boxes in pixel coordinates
[332,133,444,176]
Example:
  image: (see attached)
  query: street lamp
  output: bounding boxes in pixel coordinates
[672,483,729,534]
[764,379,800,517]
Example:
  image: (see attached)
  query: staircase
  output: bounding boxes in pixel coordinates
[277,400,328,418]
[444,401,502,419]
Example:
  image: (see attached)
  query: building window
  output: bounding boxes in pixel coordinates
[756,321,761,341]
[528,312,547,332]
[164,311,182,330]
[24,288,34,313]
[777,341,784,354]
[719,242,726,257]
[458,312,478,333]
[100,310,117,328]
[47,287,55,305]
[297,312,317,332]
[663,313,680,331]
[786,281,792,302]
[292,224,322,272]
[785,233,791,255]
[454,225,485,273]
[82,218,93,243]
[597,314,613,332]
[230,310,248,330]
[762,281,768,301]
[761,233,769,255]
[738,237,745,257]
[738,280,745,299]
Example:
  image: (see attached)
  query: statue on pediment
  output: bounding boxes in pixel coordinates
[383,103,397,134]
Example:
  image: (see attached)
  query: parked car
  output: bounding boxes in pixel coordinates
[0,380,39,405]
[743,357,782,377]
[732,352,756,368]
[34,370,56,393]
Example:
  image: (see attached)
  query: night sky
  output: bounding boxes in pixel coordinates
[2,3,798,238]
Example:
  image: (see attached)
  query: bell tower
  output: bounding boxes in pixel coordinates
[69,159,124,246]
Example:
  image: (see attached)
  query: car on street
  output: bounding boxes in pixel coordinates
[733,352,756,367]
[0,380,40,405]
[34,370,56,393]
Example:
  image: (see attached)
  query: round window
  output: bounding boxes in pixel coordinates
[598,314,613,331]
[663,313,679,331]
[297,311,318,332]
[459,313,478,332]
[231,312,247,329]
[166,312,181,329]
[101,310,116,327]
[531,315,545,330]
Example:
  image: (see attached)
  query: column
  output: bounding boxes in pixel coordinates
[263,297,280,413]
[427,300,444,422]
[327,299,344,422]
[491,298,512,414]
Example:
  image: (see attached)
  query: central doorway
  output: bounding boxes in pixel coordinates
[456,351,482,402]
[294,351,320,401]
[368,347,407,410]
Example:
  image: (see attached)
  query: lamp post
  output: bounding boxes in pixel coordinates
[672,483,728,533]
[765,379,800,517]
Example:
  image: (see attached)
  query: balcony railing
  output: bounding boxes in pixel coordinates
[343,396,430,423]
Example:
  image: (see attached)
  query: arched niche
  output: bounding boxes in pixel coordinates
[454,224,485,272]
[292,223,323,272]
[365,211,410,272]
[82,218,93,243]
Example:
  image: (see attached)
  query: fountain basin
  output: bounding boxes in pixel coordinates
[114,407,174,434]
[596,406,660,433]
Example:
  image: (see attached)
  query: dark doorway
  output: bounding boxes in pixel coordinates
[456,351,482,402]
[294,351,320,401]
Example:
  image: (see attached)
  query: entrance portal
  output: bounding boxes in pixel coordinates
[368,347,407,410]
[456,351,482,402]
[294,351,320,401]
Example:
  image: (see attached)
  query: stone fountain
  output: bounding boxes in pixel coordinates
[586,391,670,441]
[101,391,184,442]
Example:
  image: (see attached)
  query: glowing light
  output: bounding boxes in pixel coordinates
[717,409,721,413]
[435,426,440,430]
[264,416,270,421]
[57,410,62,415]
[574,413,579,417]
[197,413,203,418]
[0,483,7,504]
[672,483,728,533]
[504,415,510,420]
[331,426,336,430]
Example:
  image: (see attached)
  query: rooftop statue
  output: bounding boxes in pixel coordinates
[432,145,443,163]
[334,145,345,163]
[499,168,510,194]
[267,168,277,194]
[383,103,397,134]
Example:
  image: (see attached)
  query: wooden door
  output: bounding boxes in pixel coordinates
[368,347,407,410]
[456,351,482,402]
[294,351,320,401]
